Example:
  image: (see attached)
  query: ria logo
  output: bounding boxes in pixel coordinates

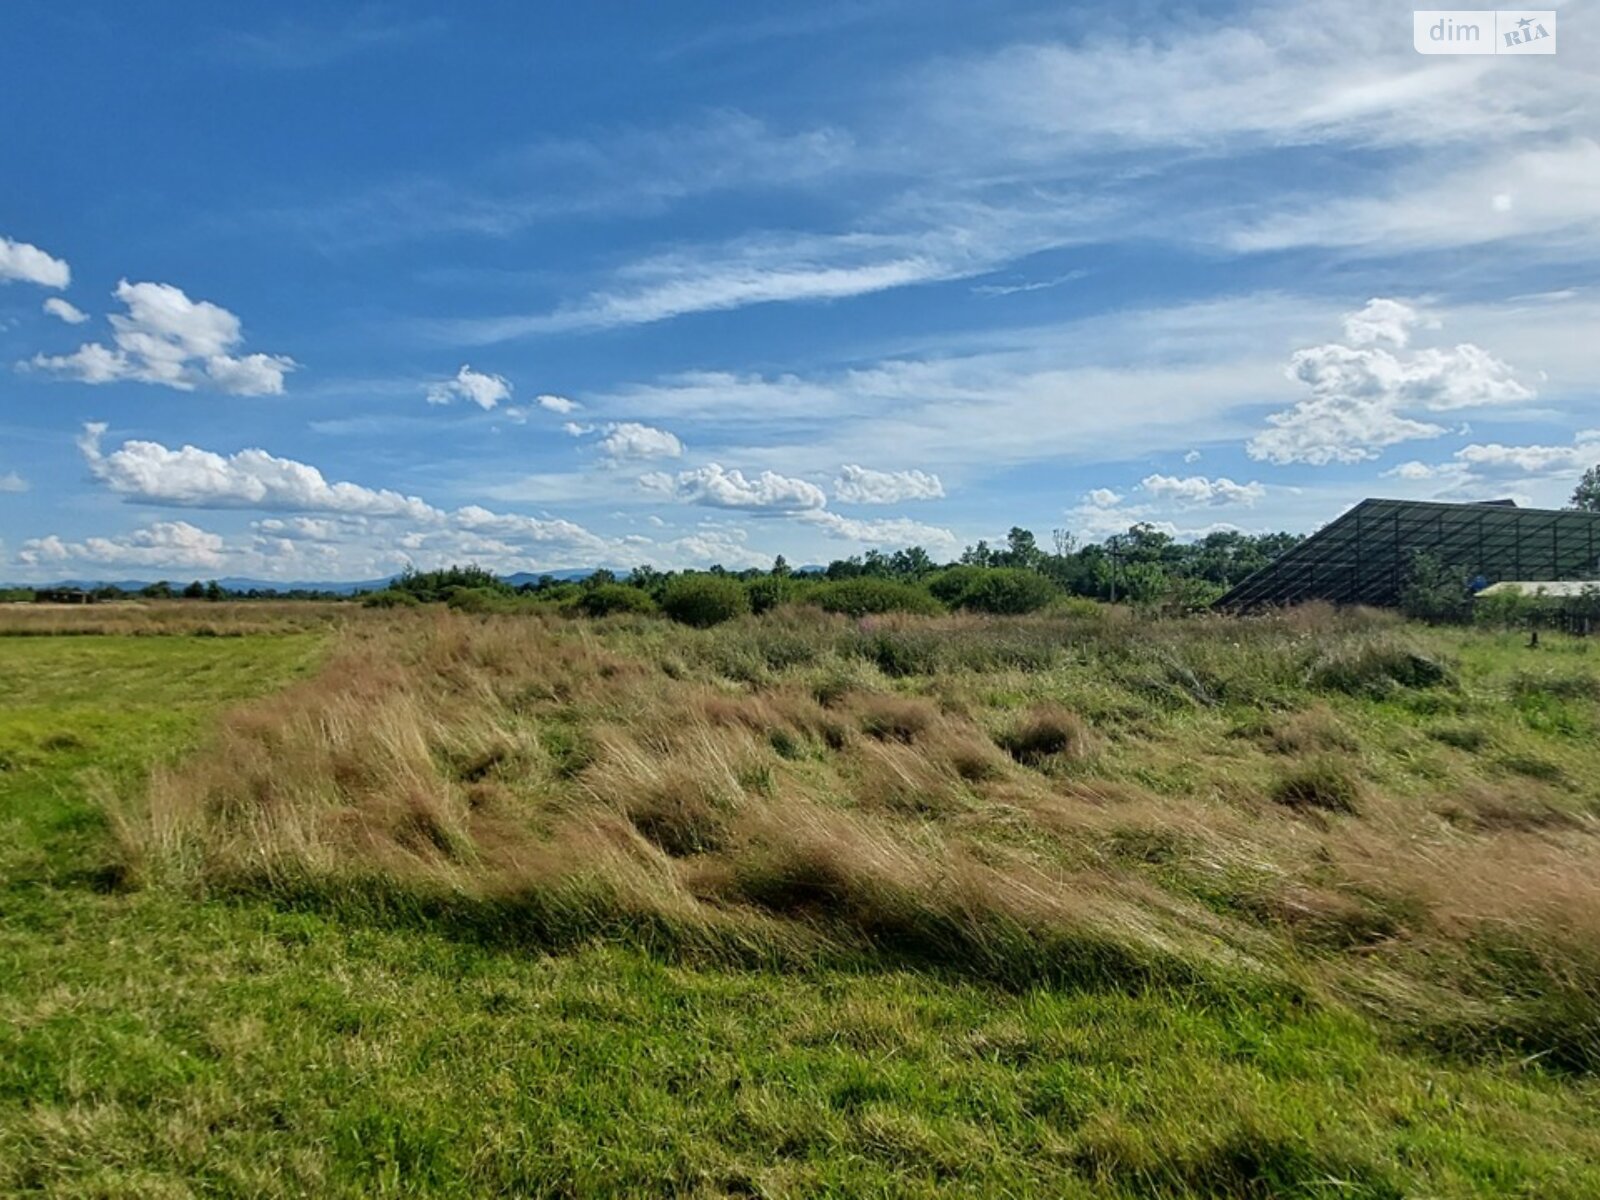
[1413,10,1557,54]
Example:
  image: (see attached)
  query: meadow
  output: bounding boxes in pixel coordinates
[4,599,1600,1197]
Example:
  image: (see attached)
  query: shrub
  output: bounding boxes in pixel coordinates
[661,574,751,627]
[362,589,421,609]
[444,586,517,614]
[808,578,942,617]
[926,566,986,607]
[1399,552,1472,624]
[394,564,511,603]
[576,584,658,618]
[745,575,791,615]
[941,567,1061,615]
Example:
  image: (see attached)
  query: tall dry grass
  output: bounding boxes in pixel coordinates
[0,599,348,636]
[108,605,1600,1065]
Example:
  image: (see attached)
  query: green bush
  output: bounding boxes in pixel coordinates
[444,586,517,614]
[925,565,984,606]
[745,575,792,615]
[576,584,658,618]
[394,564,511,603]
[661,574,751,627]
[361,589,422,609]
[808,578,942,617]
[953,568,1061,614]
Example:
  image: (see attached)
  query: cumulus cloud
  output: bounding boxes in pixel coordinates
[70,425,615,572]
[0,235,70,288]
[642,463,826,510]
[42,297,88,325]
[426,364,511,409]
[1086,488,1122,508]
[29,280,295,394]
[796,509,957,548]
[251,516,355,542]
[1341,297,1423,348]
[0,471,28,493]
[19,520,226,569]
[833,464,944,504]
[78,423,439,519]
[1139,473,1265,507]
[1247,299,1533,465]
[599,421,684,461]
[1382,433,1600,490]
[536,393,580,413]
[1453,434,1600,476]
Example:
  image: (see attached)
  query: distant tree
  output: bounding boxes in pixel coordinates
[141,581,174,599]
[582,568,616,590]
[889,546,934,578]
[182,580,206,599]
[770,554,791,577]
[1399,552,1473,624]
[204,580,226,602]
[626,565,664,593]
[960,540,997,567]
[1571,464,1600,512]
[996,527,1042,571]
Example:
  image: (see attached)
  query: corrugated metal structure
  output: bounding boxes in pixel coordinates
[1215,498,1600,612]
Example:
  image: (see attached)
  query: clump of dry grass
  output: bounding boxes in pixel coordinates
[995,704,1094,766]
[107,605,1600,1063]
[1270,756,1363,814]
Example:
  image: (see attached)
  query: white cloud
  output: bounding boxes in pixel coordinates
[833,464,944,504]
[1086,488,1121,508]
[426,363,511,409]
[78,423,439,519]
[1247,299,1533,465]
[563,421,593,437]
[1383,460,1446,481]
[1453,435,1600,477]
[29,280,295,394]
[599,421,684,461]
[0,235,70,288]
[1230,141,1600,257]
[251,516,354,542]
[643,463,826,510]
[42,297,88,325]
[796,509,957,549]
[1183,450,1201,464]
[1341,297,1421,348]
[536,393,579,413]
[70,425,617,572]
[0,472,28,493]
[19,521,226,570]
[1139,474,1265,507]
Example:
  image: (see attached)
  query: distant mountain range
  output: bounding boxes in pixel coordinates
[8,569,603,595]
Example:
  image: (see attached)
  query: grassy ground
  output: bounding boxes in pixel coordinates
[4,604,1600,1196]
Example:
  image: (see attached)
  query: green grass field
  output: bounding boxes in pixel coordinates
[4,607,1600,1197]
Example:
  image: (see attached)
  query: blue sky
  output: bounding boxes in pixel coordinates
[1,0,1597,581]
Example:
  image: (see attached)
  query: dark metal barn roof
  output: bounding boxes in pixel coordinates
[1215,498,1600,611]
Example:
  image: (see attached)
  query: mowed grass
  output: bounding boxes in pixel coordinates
[4,607,1600,1196]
